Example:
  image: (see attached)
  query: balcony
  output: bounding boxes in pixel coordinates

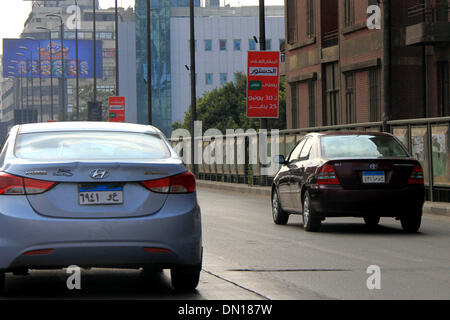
[405,2,450,46]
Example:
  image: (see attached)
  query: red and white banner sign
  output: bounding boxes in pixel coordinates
[108,96,125,123]
[247,51,280,119]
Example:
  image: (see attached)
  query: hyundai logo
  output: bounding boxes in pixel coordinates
[89,169,109,180]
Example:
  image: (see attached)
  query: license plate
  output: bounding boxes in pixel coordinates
[79,184,123,205]
[362,171,385,184]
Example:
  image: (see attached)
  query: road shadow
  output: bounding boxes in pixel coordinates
[284,219,425,236]
[1,269,203,300]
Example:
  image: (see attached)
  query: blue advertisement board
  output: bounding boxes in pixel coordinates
[2,38,103,79]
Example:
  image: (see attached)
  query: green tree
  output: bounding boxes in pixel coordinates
[67,84,115,121]
[173,72,286,133]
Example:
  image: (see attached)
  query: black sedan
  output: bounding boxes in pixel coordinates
[271,132,425,232]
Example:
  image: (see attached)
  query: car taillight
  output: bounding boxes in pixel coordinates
[408,165,424,185]
[0,172,56,195]
[141,171,196,194]
[317,164,340,185]
[23,178,57,194]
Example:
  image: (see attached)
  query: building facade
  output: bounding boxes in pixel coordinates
[284,0,450,129]
[1,0,124,124]
[170,5,284,124]
[135,2,284,136]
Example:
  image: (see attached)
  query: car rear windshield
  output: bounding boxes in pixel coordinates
[321,135,409,159]
[14,131,171,160]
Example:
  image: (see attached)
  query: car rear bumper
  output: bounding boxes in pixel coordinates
[309,185,425,218]
[0,194,202,271]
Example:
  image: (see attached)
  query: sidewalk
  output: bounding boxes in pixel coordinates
[197,180,450,218]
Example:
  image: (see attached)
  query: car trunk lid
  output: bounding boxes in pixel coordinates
[5,160,186,219]
[328,159,417,190]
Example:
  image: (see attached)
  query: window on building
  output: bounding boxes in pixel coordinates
[219,39,227,51]
[233,39,241,51]
[265,39,272,50]
[308,81,316,127]
[287,0,297,44]
[345,73,356,123]
[438,61,449,116]
[306,0,315,37]
[321,0,339,48]
[205,39,212,51]
[323,63,340,126]
[96,32,113,40]
[344,0,355,27]
[291,83,299,128]
[220,73,228,85]
[205,73,213,85]
[369,69,381,122]
[65,32,76,40]
[248,39,256,51]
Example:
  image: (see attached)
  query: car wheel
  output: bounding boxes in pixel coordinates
[400,212,422,233]
[302,191,321,232]
[364,216,380,228]
[171,265,201,292]
[272,189,289,225]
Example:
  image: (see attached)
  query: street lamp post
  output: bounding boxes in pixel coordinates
[115,0,119,96]
[16,53,30,123]
[37,26,55,121]
[147,0,152,125]
[47,14,66,121]
[189,0,197,176]
[19,47,36,123]
[24,38,44,122]
[75,0,80,120]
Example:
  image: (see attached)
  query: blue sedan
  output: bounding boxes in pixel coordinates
[0,122,202,293]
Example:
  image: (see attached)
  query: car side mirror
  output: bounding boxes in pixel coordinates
[274,155,287,165]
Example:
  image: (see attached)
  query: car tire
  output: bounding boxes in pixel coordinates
[364,216,380,228]
[400,212,422,233]
[302,191,321,232]
[272,189,289,225]
[171,265,201,292]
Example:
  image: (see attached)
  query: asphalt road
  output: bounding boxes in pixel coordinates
[2,187,450,300]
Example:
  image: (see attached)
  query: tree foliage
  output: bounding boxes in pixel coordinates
[172,72,286,133]
[67,84,115,121]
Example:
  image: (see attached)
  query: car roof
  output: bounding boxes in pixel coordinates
[16,122,160,135]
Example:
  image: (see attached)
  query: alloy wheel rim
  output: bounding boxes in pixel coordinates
[272,192,279,219]
[303,196,310,226]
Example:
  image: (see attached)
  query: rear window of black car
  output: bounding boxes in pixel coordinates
[14,131,171,160]
[321,135,409,159]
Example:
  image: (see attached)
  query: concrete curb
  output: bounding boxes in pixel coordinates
[197,180,450,218]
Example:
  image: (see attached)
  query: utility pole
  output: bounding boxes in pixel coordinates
[115,0,120,96]
[259,0,267,130]
[36,27,55,120]
[382,0,391,132]
[93,0,97,103]
[189,0,197,176]
[147,0,152,125]
[75,0,80,120]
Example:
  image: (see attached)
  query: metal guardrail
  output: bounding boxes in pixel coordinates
[170,117,450,202]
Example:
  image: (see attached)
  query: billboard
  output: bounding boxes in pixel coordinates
[108,96,125,123]
[247,51,280,119]
[2,38,103,79]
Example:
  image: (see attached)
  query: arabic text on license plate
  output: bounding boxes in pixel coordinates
[79,184,123,205]
[362,171,385,184]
